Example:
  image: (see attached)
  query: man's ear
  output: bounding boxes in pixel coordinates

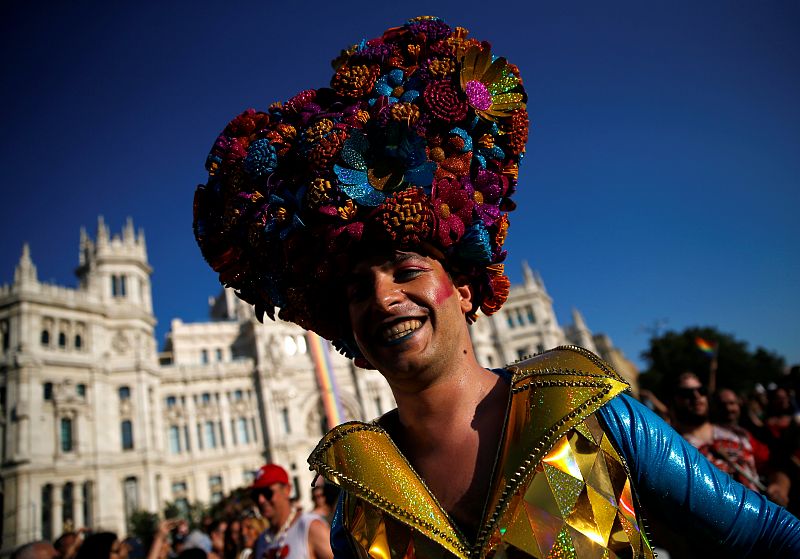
[455,279,474,314]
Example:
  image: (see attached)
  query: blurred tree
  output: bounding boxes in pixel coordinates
[129,509,159,549]
[640,326,785,397]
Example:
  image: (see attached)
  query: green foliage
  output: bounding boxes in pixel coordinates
[641,325,785,396]
[129,509,159,547]
[163,500,208,530]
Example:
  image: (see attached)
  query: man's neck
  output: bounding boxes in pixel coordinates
[269,508,294,534]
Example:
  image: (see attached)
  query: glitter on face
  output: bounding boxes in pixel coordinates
[465,80,492,111]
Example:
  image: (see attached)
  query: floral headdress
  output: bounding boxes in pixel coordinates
[194,16,529,358]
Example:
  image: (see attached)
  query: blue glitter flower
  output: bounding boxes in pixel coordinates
[370,69,420,106]
[465,117,505,168]
[456,222,493,264]
[334,131,436,206]
[244,138,278,178]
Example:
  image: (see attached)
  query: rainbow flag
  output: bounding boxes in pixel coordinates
[695,336,717,356]
[307,331,344,429]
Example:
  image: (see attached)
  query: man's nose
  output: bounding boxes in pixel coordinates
[372,273,404,309]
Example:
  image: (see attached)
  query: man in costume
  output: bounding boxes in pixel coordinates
[250,464,332,559]
[193,16,800,558]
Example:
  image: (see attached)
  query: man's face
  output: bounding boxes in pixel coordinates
[673,376,709,424]
[717,389,740,424]
[253,483,291,524]
[346,251,472,381]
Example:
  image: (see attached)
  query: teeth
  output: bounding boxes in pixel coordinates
[382,319,422,342]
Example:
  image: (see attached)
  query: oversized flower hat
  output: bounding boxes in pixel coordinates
[194,16,529,358]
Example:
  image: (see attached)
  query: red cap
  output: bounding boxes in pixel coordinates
[252,464,289,489]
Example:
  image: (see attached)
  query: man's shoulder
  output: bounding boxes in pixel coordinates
[505,345,628,386]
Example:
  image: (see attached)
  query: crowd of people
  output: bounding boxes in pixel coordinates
[12,465,339,559]
[641,371,800,517]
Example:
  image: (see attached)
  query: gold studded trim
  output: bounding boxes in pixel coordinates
[309,422,470,558]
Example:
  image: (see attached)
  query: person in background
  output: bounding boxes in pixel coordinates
[75,532,128,559]
[11,542,59,559]
[238,514,268,559]
[250,464,332,559]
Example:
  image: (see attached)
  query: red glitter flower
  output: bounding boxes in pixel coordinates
[432,177,473,247]
[506,108,529,155]
[423,80,468,123]
[331,64,380,98]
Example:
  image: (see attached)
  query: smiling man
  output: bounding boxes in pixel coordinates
[194,16,800,559]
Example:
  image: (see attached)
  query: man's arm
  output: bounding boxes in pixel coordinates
[600,393,800,556]
[308,518,333,559]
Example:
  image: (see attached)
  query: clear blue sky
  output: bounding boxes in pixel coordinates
[2,1,798,369]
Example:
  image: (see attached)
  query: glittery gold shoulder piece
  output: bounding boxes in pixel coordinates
[308,422,470,558]
[508,345,628,384]
[475,346,630,554]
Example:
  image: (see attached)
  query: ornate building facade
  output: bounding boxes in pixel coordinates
[0,219,637,552]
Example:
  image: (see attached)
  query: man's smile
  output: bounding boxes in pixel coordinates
[380,318,425,344]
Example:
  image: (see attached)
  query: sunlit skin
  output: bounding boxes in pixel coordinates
[255,483,332,559]
[346,250,508,541]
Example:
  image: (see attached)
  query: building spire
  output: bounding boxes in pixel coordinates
[14,243,38,285]
[522,260,536,288]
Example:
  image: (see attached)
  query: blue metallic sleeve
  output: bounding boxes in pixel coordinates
[330,491,356,559]
[599,393,800,556]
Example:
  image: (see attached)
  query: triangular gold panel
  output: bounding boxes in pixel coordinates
[546,525,578,559]
[543,464,584,517]
[501,499,542,558]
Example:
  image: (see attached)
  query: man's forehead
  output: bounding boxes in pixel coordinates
[350,250,432,274]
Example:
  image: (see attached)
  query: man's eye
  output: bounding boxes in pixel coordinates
[395,268,423,281]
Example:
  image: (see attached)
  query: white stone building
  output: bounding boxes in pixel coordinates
[0,218,636,553]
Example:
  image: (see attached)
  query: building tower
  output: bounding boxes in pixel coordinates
[0,218,160,550]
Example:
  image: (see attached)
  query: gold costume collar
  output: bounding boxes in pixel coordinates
[308,346,629,558]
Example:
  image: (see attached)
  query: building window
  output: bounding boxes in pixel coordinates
[1,319,9,352]
[58,332,67,348]
[234,389,243,401]
[215,348,223,362]
[201,392,211,405]
[41,484,53,540]
[119,386,131,400]
[121,420,134,450]
[237,418,249,444]
[62,482,74,527]
[537,343,545,354]
[243,470,257,486]
[74,334,83,349]
[526,305,536,324]
[76,384,86,397]
[123,477,138,531]
[43,382,53,401]
[196,423,204,450]
[166,396,176,409]
[251,417,258,442]
[169,425,181,454]
[209,475,223,504]
[281,407,291,434]
[112,275,127,297]
[200,349,209,364]
[41,329,50,346]
[486,354,495,367]
[505,311,515,329]
[82,481,93,528]
[516,309,525,327]
[205,421,217,449]
[61,417,74,452]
